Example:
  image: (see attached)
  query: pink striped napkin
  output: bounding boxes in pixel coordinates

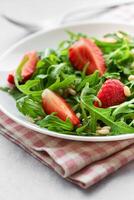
[1,4,134,189]
[0,110,134,189]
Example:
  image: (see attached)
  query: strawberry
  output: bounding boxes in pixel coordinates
[94,79,126,108]
[7,71,15,84]
[42,89,80,126]
[21,51,39,81]
[69,38,106,76]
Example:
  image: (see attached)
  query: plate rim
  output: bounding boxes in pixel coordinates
[1,20,134,61]
[0,21,134,142]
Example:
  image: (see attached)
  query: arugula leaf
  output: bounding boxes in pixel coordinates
[112,99,134,119]
[47,63,67,79]
[16,95,45,119]
[8,87,24,100]
[81,96,134,134]
[80,83,134,134]
[0,87,24,100]
[49,75,76,91]
[5,30,134,136]
[103,72,120,79]
[77,70,99,91]
[16,79,43,95]
[14,55,43,96]
[38,48,56,59]
[46,63,74,87]
[15,55,29,83]
[36,114,74,132]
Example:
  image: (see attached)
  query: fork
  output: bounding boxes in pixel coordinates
[2,1,134,34]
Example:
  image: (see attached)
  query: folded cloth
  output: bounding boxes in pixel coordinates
[0,111,134,189]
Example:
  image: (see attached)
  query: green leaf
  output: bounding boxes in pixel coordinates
[38,48,56,59]
[48,63,66,79]
[103,72,120,79]
[81,96,134,134]
[15,55,29,83]
[112,99,134,118]
[0,87,24,100]
[49,75,76,91]
[66,30,87,41]
[36,114,74,132]
[111,121,134,134]
[76,121,90,135]
[16,79,43,95]
[46,63,73,87]
[16,95,45,119]
[6,30,134,136]
[77,71,99,91]
[14,55,43,95]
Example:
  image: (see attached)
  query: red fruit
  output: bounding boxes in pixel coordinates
[42,89,80,126]
[7,71,15,84]
[69,38,106,76]
[21,51,39,81]
[94,79,126,108]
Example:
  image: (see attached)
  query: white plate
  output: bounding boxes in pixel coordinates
[0,21,134,142]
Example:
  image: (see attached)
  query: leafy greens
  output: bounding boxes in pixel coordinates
[2,30,134,136]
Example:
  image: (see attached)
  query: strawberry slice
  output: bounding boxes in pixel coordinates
[42,89,80,126]
[94,79,126,108]
[69,38,106,76]
[21,51,39,81]
[7,71,15,84]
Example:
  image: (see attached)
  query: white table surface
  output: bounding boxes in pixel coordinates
[0,0,134,199]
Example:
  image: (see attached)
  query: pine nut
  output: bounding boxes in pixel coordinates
[70,84,75,89]
[68,88,76,96]
[124,86,131,97]
[117,32,124,38]
[58,89,63,95]
[128,75,134,81]
[36,116,42,120]
[102,37,116,43]
[76,112,81,118]
[131,49,134,54]
[97,126,101,130]
[102,126,111,130]
[96,128,110,135]
[26,115,34,123]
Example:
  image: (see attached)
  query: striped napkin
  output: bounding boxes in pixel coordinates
[1,4,134,189]
[0,111,134,189]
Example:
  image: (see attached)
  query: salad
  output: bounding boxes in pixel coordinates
[2,31,134,136]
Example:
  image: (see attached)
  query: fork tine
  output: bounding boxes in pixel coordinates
[1,14,41,33]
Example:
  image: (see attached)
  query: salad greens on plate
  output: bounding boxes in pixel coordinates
[2,31,134,136]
